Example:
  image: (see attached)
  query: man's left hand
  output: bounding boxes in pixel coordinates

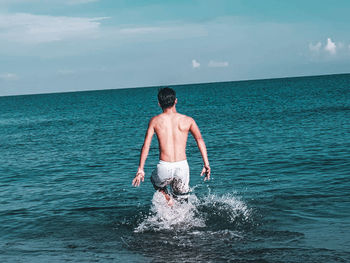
[200,164,211,181]
[132,168,145,187]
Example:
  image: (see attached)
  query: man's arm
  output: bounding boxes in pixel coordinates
[132,118,155,187]
[189,118,211,180]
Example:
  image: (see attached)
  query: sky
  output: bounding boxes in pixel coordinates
[0,0,350,96]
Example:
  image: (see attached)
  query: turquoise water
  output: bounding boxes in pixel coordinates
[0,74,349,262]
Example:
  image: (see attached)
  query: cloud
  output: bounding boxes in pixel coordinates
[309,38,345,56]
[208,60,229,67]
[309,42,322,52]
[325,38,336,54]
[0,13,207,47]
[192,59,200,68]
[0,73,18,80]
[0,13,108,43]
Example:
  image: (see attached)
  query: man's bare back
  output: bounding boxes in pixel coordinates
[132,88,210,205]
[151,111,196,162]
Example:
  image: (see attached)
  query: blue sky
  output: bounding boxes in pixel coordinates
[1,0,350,96]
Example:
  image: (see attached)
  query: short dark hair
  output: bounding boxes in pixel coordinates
[158,87,176,109]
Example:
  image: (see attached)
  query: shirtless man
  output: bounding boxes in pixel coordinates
[132,87,211,205]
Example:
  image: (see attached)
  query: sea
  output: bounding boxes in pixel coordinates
[0,73,349,262]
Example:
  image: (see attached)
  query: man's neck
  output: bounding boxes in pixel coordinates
[162,106,177,114]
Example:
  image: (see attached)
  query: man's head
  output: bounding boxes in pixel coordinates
[158,87,176,109]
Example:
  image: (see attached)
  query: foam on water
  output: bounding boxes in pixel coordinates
[135,190,251,233]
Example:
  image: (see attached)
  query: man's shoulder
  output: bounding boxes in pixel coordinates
[149,114,160,123]
[181,113,194,120]
[177,113,195,124]
[149,114,164,125]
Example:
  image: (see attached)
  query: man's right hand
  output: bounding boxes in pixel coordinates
[132,168,145,187]
[200,164,211,181]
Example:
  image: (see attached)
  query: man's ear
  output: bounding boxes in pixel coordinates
[175,98,178,104]
[158,102,161,108]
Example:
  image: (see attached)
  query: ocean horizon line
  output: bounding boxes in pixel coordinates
[1,72,349,99]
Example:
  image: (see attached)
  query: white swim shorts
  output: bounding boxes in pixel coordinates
[150,159,190,197]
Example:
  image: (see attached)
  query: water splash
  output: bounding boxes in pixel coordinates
[134,191,204,232]
[200,193,251,222]
[134,191,251,233]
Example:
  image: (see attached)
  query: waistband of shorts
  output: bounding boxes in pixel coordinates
[158,159,188,166]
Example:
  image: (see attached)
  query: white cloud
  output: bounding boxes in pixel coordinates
[0,13,207,47]
[0,73,18,80]
[308,38,347,56]
[192,59,200,68]
[0,13,108,43]
[325,38,336,55]
[309,42,322,52]
[208,60,229,67]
